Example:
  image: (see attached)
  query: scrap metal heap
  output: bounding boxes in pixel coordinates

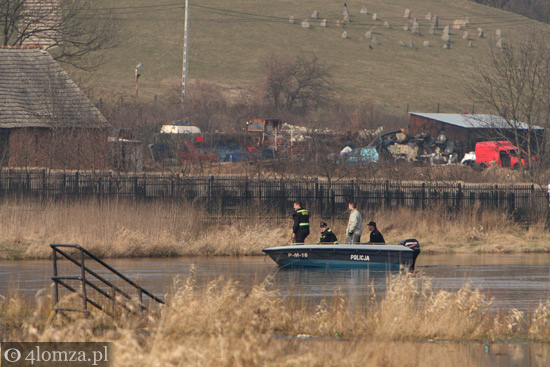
[370,130,464,165]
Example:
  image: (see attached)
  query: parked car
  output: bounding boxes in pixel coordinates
[460,151,476,165]
[215,142,249,162]
[150,134,217,164]
[181,140,218,163]
[344,147,379,164]
[160,120,201,135]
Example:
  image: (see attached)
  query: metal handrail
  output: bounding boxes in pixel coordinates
[54,247,134,301]
[51,243,164,316]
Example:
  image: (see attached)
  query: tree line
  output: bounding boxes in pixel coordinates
[469,0,550,23]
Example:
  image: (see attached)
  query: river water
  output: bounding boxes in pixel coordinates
[2,253,550,311]
[2,253,550,366]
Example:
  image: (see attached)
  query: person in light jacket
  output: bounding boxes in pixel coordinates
[346,201,362,243]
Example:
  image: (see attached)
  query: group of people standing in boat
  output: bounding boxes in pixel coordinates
[291,200,385,245]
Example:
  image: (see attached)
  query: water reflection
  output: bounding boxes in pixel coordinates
[1,254,550,311]
[273,340,550,367]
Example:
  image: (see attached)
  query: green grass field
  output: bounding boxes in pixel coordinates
[81,0,547,113]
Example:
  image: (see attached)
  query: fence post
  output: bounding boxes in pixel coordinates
[41,169,46,201]
[133,176,139,197]
[384,180,390,209]
[80,249,89,317]
[208,175,214,214]
[245,176,250,203]
[508,191,515,217]
[456,183,462,209]
[178,174,183,202]
[421,182,426,210]
[331,189,335,220]
[75,171,79,196]
[531,184,535,223]
[494,184,498,209]
[171,176,175,197]
[26,171,30,194]
[111,287,116,314]
[138,289,144,313]
[53,248,59,306]
[314,179,321,215]
[257,178,262,206]
[279,178,286,217]
[142,176,146,199]
[7,168,11,193]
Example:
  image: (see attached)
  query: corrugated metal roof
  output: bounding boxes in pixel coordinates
[409,113,543,130]
[0,48,108,129]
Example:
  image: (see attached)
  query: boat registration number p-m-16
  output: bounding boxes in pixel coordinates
[288,253,308,258]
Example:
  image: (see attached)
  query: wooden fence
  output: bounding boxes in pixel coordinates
[0,169,547,221]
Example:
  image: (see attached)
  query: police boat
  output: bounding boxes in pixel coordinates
[262,239,420,270]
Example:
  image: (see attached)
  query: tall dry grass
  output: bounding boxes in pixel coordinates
[0,199,549,260]
[367,204,550,253]
[0,199,288,259]
[3,273,550,366]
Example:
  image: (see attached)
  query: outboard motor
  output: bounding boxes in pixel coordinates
[400,239,420,271]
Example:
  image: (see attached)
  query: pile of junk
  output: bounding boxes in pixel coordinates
[370,129,464,165]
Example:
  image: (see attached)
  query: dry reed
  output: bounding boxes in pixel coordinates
[0,199,549,260]
[3,272,550,366]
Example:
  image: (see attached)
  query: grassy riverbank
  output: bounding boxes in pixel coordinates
[2,273,550,366]
[0,199,549,260]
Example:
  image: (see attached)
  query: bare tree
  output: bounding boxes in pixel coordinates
[9,128,41,169]
[0,0,120,70]
[469,31,550,179]
[33,62,108,172]
[260,53,334,113]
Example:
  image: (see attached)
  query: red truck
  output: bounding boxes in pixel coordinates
[475,141,532,169]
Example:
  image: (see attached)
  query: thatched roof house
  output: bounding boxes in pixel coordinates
[0,47,110,169]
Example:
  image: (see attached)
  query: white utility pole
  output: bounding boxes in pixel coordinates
[182,0,189,106]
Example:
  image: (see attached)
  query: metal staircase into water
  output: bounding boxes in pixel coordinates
[51,244,164,316]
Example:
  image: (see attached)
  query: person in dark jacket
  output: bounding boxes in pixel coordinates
[320,222,338,244]
[292,201,310,244]
[367,221,385,244]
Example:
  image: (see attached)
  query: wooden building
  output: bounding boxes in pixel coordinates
[408,113,544,152]
[0,47,110,169]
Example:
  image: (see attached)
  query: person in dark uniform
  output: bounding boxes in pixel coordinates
[367,221,385,244]
[320,222,338,244]
[292,201,310,244]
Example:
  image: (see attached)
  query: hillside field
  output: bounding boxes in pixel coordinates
[80,0,548,113]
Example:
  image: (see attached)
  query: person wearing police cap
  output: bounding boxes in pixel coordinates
[367,221,385,244]
[320,221,338,244]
